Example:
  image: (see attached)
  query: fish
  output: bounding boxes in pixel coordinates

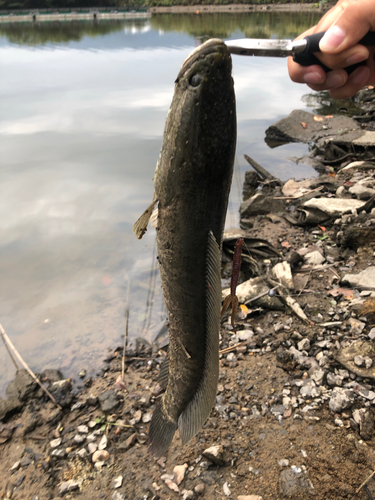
[133,38,236,457]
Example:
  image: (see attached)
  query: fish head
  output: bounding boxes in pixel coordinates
[154,39,236,209]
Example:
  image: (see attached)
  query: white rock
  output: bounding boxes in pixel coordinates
[77,425,89,434]
[329,387,355,412]
[298,338,310,351]
[92,450,109,463]
[50,438,62,448]
[173,463,188,485]
[223,482,231,497]
[98,434,107,450]
[111,476,123,489]
[88,442,98,454]
[304,251,325,266]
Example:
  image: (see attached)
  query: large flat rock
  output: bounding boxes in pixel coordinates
[266,110,362,144]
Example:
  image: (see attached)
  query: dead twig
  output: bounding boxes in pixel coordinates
[219,343,244,355]
[0,323,62,410]
[350,469,375,500]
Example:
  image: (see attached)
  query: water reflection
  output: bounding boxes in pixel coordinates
[0,11,323,394]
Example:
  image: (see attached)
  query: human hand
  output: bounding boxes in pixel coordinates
[288,0,375,99]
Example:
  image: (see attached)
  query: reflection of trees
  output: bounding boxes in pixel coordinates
[0,18,148,45]
[0,11,323,45]
[150,11,322,39]
[302,91,363,117]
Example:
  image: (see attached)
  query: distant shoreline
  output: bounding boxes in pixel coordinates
[149,3,324,14]
[0,3,326,22]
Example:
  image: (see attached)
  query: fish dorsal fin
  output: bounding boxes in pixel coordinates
[132,192,158,240]
[178,230,221,445]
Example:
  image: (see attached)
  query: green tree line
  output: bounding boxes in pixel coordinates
[0,0,317,12]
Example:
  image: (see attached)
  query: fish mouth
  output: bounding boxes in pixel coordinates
[176,38,229,83]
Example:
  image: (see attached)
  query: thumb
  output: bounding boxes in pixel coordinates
[319,0,375,53]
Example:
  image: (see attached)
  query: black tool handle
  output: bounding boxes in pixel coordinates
[293,30,375,74]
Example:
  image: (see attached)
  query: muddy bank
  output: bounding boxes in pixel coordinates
[148,3,325,14]
[2,87,375,500]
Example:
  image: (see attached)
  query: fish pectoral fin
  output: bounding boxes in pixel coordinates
[132,192,158,240]
[178,230,221,446]
[220,294,233,317]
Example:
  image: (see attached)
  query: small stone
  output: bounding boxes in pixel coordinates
[329,387,355,413]
[142,412,152,424]
[164,479,179,493]
[51,448,66,459]
[194,483,205,495]
[111,476,123,489]
[50,438,62,449]
[369,328,375,340]
[58,480,80,495]
[112,492,125,500]
[278,459,289,467]
[181,490,194,500]
[238,330,254,341]
[10,461,20,472]
[202,444,225,466]
[327,372,343,387]
[86,395,98,406]
[304,250,325,266]
[311,369,325,385]
[98,390,120,413]
[120,433,137,451]
[223,482,231,496]
[298,339,310,351]
[173,463,188,485]
[88,443,98,454]
[77,425,89,434]
[73,434,86,444]
[354,355,365,367]
[92,450,109,463]
[237,496,264,500]
[364,357,373,369]
[77,448,87,459]
[227,353,236,362]
[79,369,86,378]
[98,435,107,450]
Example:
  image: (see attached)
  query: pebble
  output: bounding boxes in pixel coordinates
[111,476,123,489]
[354,355,365,367]
[329,387,355,413]
[51,449,66,459]
[10,461,20,472]
[142,412,152,423]
[298,339,310,351]
[202,444,225,466]
[88,443,98,454]
[92,450,110,463]
[278,459,289,467]
[164,478,179,493]
[58,480,80,495]
[181,490,194,500]
[194,483,205,495]
[77,425,89,434]
[173,463,188,485]
[73,434,86,444]
[49,438,62,449]
[77,448,87,459]
[98,435,107,450]
[223,482,231,496]
[237,496,264,500]
[112,492,125,500]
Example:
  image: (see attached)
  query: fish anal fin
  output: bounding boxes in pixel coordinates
[159,354,169,390]
[148,403,177,458]
[178,230,220,446]
[132,193,158,240]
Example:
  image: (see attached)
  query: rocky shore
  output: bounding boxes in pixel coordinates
[148,3,325,14]
[2,87,375,500]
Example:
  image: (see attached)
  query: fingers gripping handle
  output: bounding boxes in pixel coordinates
[293,30,375,75]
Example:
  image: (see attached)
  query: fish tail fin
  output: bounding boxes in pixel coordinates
[132,192,158,239]
[178,230,220,446]
[148,403,177,458]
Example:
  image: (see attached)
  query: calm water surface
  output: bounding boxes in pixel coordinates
[0,12,323,393]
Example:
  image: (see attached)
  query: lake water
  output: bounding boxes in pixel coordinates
[0,11,323,393]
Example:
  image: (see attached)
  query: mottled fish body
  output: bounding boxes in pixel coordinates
[133,38,236,457]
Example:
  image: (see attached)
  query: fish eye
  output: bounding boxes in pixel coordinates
[189,74,203,87]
